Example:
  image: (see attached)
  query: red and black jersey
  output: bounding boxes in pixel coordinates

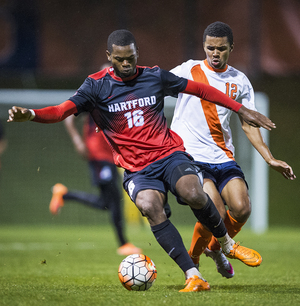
[69,66,187,171]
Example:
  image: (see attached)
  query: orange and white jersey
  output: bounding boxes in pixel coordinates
[170,59,256,164]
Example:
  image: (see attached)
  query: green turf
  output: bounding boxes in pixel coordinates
[0,225,299,306]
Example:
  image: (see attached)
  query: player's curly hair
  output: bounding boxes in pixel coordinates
[107,29,137,52]
[203,21,233,45]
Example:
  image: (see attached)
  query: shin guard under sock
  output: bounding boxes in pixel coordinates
[191,195,227,238]
[151,219,195,272]
[188,222,212,264]
[63,192,107,209]
[208,210,246,251]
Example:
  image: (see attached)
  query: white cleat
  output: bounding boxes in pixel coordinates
[204,248,234,279]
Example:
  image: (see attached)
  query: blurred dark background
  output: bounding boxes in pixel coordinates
[0,0,299,228]
[2,0,300,82]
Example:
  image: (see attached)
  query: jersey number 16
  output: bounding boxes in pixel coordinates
[124,110,144,128]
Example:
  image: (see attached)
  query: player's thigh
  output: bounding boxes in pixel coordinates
[203,178,227,219]
[221,178,251,222]
[175,174,207,208]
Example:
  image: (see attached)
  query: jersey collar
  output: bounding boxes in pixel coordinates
[204,59,228,73]
[108,66,140,82]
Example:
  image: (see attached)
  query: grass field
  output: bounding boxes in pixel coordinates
[1,225,299,306]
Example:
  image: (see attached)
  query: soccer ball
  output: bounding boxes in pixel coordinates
[118,254,157,291]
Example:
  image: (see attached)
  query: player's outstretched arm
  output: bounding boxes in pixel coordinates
[7,106,33,122]
[183,80,276,131]
[238,105,276,131]
[7,100,77,124]
[241,121,296,180]
[268,159,296,180]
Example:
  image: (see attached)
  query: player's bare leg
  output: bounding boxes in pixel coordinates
[208,178,262,267]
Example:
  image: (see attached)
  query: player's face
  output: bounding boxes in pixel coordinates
[106,43,139,79]
[203,35,233,70]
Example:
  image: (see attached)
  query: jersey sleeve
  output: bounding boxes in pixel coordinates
[170,60,193,78]
[237,75,256,111]
[184,80,242,113]
[33,100,77,123]
[69,77,98,114]
[160,69,188,97]
[170,64,183,77]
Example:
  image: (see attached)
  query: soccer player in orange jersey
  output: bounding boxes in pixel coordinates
[171,21,296,278]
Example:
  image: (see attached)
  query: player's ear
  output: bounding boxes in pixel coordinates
[106,50,111,61]
[136,47,139,58]
[230,43,234,52]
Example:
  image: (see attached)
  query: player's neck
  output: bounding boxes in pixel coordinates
[112,67,139,82]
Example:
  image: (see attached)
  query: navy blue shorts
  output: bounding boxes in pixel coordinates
[123,151,198,203]
[195,161,247,194]
[89,160,119,186]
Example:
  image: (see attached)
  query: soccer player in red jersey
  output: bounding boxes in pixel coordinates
[49,113,142,256]
[8,30,275,292]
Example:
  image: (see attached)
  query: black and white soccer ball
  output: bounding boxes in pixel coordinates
[118,254,157,291]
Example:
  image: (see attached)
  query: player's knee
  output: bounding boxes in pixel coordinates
[135,191,166,225]
[180,189,208,209]
[231,201,251,223]
[141,203,166,226]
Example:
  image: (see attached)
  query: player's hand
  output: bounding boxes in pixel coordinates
[238,105,276,131]
[7,106,31,122]
[268,159,296,180]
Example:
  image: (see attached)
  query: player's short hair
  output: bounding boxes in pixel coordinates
[203,21,233,45]
[107,29,137,52]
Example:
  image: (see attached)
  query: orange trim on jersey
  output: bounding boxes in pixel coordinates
[204,59,228,73]
[191,64,234,160]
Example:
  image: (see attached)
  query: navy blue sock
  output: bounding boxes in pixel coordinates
[191,195,227,238]
[151,219,195,272]
[63,190,127,246]
[63,191,107,209]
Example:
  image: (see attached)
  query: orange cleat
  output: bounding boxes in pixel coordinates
[49,183,68,215]
[225,242,262,267]
[179,275,210,292]
[117,243,142,256]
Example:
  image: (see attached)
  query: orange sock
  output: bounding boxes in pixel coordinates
[208,210,246,251]
[188,221,213,265]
